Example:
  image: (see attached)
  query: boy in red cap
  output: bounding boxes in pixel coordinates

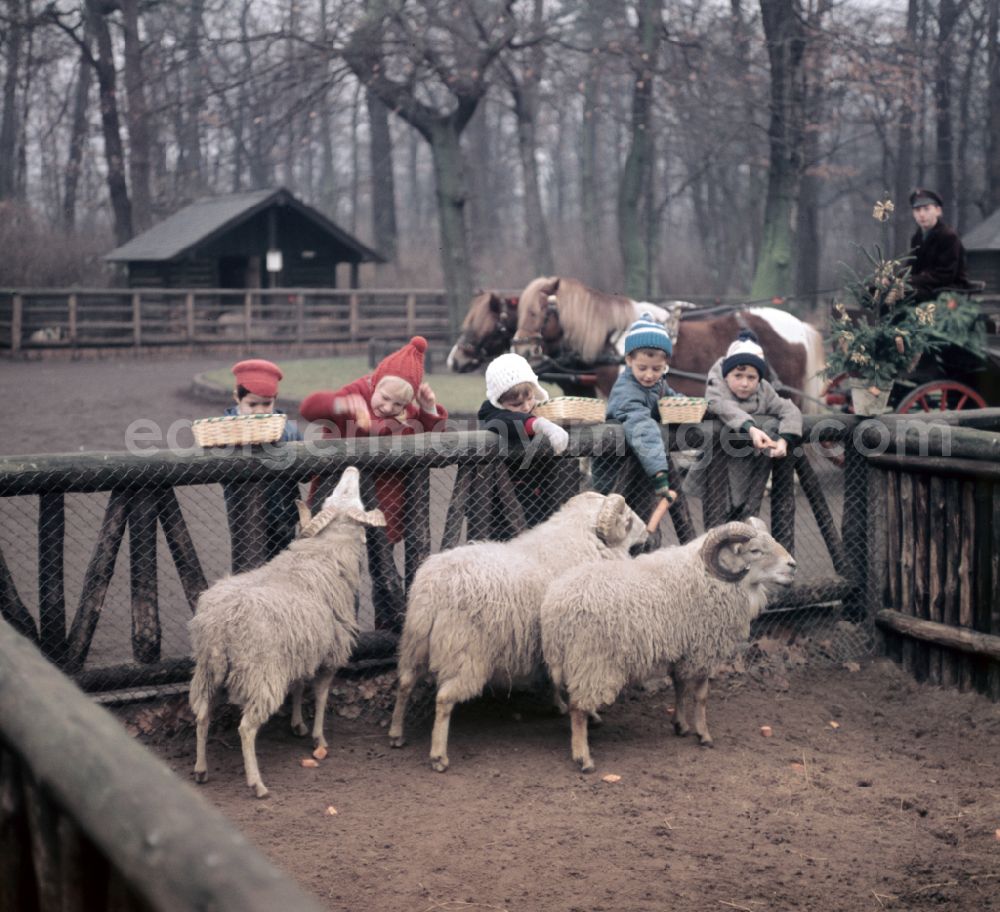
[223,358,301,570]
[299,337,447,630]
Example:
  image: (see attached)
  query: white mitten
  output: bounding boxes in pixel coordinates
[533,416,570,455]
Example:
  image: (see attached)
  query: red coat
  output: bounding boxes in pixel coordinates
[299,376,448,543]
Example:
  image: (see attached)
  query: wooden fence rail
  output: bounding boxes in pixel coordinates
[0,416,861,694]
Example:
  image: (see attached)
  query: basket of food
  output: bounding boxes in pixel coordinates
[192,413,287,447]
[532,396,606,426]
[657,396,708,425]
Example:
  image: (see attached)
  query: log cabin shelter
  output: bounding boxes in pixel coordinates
[104,187,384,289]
[963,208,1000,293]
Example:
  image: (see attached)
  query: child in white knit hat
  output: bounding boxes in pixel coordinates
[478,353,569,530]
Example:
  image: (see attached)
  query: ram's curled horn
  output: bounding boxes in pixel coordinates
[745,516,768,533]
[346,507,386,527]
[595,493,630,545]
[298,509,338,539]
[700,522,757,582]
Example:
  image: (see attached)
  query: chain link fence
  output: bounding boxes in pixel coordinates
[0,415,873,733]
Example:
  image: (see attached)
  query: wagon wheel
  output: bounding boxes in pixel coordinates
[895,380,987,413]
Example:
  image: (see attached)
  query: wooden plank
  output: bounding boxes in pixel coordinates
[349,293,360,341]
[770,448,795,556]
[883,471,902,662]
[912,475,930,681]
[0,542,37,642]
[701,431,728,529]
[131,293,141,348]
[155,489,207,613]
[494,461,528,540]
[406,293,417,336]
[876,609,1000,662]
[128,492,160,665]
[926,476,945,685]
[941,477,962,687]
[403,468,432,591]
[959,480,975,691]
[898,473,916,675]
[798,451,848,577]
[466,463,495,542]
[11,293,21,352]
[0,749,33,912]
[37,492,67,663]
[441,463,473,551]
[359,469,405,633]
[865,468,889,629]
[185,292,195,341]
[24,774,63,911]
[224,482,269,574]
[65,490,131,674]
[973,481,994,697]
[67,293,77,346]
[989,482,1000,699]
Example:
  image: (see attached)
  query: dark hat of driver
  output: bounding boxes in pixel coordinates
[909,188,943,208]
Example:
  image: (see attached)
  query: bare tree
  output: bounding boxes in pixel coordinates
[342,0,517,332]
[0,0,24,200]
[122,0,152,231]
[751,0,806,300]
[63,25,93,230]
[987,0,1000,211]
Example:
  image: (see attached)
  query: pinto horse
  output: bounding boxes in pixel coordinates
[509,276,827,411]
[446,291,520,372]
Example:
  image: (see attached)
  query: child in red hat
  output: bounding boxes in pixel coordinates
[222,358,301,571]
[299,338,447,630]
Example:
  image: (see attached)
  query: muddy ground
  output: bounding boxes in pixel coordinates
[5,354,1000,911]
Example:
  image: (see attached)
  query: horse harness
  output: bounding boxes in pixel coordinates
[457,295,519,365]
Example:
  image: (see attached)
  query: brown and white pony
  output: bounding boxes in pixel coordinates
[511,276,827,411]
[446,291,520,372]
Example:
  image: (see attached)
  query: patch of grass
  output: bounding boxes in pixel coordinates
[200,357,562,415]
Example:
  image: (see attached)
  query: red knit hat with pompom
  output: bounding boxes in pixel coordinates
[372,336,427,393]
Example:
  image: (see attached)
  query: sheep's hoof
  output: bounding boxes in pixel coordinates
[698,737,714,749]
[673,722,690,737]
[250,783,270,799]
[430,756,449,773]
[575,758,595,773]
[193,770,208,784]
[588,712,603,727]
[291,722,309,737]
[388,734,406,748]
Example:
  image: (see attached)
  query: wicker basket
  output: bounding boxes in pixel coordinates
[532,396,606,426]
[657,396,708,424]
[192,413,287,447]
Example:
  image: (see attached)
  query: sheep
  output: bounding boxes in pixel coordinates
[540,517,796,772]
[189,466,385,799]
[387,491,648,772]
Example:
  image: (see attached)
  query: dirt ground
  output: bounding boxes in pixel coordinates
[5,354,1000,911]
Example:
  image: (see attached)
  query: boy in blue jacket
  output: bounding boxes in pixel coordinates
[593,315,679,506]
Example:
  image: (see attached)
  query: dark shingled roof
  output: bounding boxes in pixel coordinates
[963,209,1000,251]
[104,187,384,263]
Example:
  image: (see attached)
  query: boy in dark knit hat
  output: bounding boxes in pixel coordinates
[593,314,680,507]
[685,329,802,514]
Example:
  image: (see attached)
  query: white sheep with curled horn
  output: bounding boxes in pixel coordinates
[540,517,796,772]
[388,491,649,772]
[189,466,385,799]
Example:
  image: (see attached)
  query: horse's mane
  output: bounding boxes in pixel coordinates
[462,291,496,337]
[520,276,635,364]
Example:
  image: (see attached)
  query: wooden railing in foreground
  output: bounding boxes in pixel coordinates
[0,620,326,912]
[864,409,1000,700]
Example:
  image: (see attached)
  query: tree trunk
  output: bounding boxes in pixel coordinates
[85,0,133,244]
[63,34,93,231]
[0,0,23,200]
[367,90,398,262]
[934,0,959,220]
[618,0,661,299]
[178,0,205,199]
[893,0,920,254]
[750,0,806,301]
[429,121,475,336]
[122,0,153,232]
[580,12,604,286]
[987,0,1000,212]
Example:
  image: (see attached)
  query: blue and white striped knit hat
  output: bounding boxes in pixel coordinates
[624,314,673,356]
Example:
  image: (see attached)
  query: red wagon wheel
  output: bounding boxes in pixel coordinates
[895,380,987,413]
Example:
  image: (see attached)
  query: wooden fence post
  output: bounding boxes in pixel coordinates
[349,293,360,342]
[68,293,78,347]
[185,292,195,342]
[132,292,141,349]
[129,492,160,664]
[406,293,417,337]
[243,291,253,345]
[37,492,67,663]
[11,293,22,353]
